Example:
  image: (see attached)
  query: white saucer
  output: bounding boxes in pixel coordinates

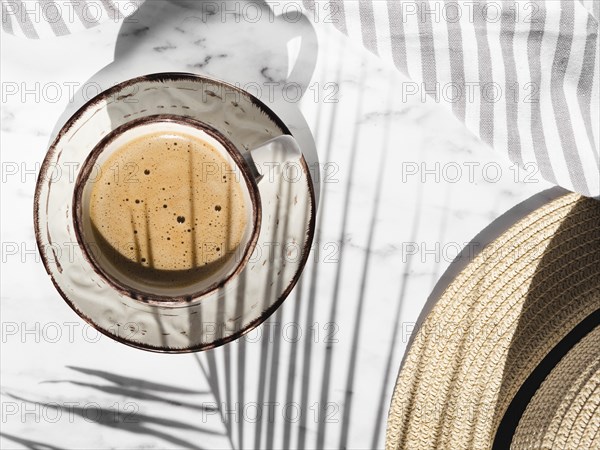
[34,73,316,352]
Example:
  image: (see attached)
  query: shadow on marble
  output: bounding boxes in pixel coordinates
[0,432,63,450]
[191,169,294,449]
[65,365,209,394]
[41,366,213,411]
[49,0,321,205]
[192,62,404,450]
[4,390,223,449]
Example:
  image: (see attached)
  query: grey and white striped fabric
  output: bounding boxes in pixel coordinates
[1,0,143,38]
[3,1,599,197]
[302,0,600,198]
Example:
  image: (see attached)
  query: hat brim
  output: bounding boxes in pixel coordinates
[511,323,600,449]
[386,192,600,449]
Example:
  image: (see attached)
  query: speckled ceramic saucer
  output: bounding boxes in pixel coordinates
[34,73,316,352]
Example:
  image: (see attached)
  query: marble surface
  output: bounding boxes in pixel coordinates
[1,2,552,449]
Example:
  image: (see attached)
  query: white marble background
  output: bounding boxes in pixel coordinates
[1,2,552,449]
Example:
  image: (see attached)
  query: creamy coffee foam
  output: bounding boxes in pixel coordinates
[88,130,248,287]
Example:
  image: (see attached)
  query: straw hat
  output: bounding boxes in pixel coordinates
[386,192,600,450]
[511,324,600,449]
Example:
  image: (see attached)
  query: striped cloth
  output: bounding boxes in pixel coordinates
[3,1,599,197]
[1,0,143,38]
[304,0,600,198]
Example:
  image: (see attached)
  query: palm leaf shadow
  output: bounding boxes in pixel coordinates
[193,49,403,450]
[40,379,212,411]
[4,391,221,449]
[66,365,207,394]
[24,364,228,449]
[0,432,62,450]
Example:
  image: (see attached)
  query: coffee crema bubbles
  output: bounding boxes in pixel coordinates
[88,130,249,287]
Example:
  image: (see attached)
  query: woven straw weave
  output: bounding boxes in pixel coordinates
[512,325,600,450]
[386,193,600,450]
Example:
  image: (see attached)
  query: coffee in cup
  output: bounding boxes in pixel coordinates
[75,119,258,300]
